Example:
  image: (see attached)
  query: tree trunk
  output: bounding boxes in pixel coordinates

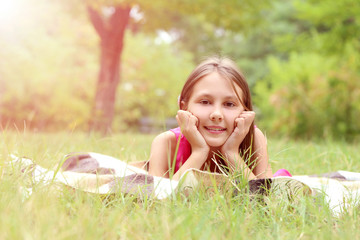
[87,6,131,134]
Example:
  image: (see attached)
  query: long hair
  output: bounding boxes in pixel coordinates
[179,56,256,169]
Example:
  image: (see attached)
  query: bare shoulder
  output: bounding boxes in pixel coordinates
[152,130,176,145]
[253,127,272,178]
[148,130,177,177]
[150,130,177,151]
[254,127,267,147]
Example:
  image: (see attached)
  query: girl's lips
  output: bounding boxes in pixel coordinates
[204,126,226,133]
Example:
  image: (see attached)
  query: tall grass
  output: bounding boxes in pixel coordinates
[1,130,360,239]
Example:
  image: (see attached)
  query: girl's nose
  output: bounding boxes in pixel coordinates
[210,109,223,121]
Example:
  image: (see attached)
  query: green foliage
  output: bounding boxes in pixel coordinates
[115,32,194,131]
[0,1,98,131]
[254,0,360,140]
[294,0,360,54]
[0,1,195,132]
[1,0,360,139]
[255,51,360,140]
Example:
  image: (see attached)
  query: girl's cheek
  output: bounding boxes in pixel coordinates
[189,106,204,118]
[229,113,240,129]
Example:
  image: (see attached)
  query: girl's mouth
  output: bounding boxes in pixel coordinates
[204,126,226,132]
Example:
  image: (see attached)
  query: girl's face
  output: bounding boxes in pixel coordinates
[184,72,244,148]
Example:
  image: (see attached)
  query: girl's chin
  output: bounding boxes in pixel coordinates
[200,131,230,148]
[205,140,226,148]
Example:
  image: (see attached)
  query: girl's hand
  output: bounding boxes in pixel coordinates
[221,111,255,156]
[176,110,209,153]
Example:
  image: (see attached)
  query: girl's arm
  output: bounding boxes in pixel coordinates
[172,148,209,180]
[147,130,208,180]
[148,131,176,178]
[172,110,210,180]
[252,128,273,179]
[148,110,210,180]
[220,111,257,180]
[221,128,272,180]
[221,153,257,180]
[221,127,272,179]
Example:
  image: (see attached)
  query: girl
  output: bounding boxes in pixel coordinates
[147,56,273,180]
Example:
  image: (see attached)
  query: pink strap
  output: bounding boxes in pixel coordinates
[169,127,191,173]
[273,169,292,177]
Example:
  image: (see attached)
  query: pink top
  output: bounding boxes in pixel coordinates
[169,126,257,173]
[169,127,191,173]
[169,126,291,177]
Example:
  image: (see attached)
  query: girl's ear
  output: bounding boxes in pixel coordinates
[180,100,187,110]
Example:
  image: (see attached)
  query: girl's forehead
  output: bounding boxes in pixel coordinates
[191,72,243,99]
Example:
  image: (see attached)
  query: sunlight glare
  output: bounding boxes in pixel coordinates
[0,0,21,21]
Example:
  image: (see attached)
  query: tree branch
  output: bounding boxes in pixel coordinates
[87,6,106,39]
[109,6,131,34]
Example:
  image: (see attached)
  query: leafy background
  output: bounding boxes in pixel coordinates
[0,0,359,140]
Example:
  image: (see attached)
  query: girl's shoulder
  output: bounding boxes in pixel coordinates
[254,126,265,135]
[254,127,267,146]
[152,129,177,146]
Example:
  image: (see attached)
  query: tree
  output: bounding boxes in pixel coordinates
[84,0,270,134]
[87,5,131,134]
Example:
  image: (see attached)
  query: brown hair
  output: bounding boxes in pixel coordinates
[179,56,256,169]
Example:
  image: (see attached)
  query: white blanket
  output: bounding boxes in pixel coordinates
[8,152,360,215]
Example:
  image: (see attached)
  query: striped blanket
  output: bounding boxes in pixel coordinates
[9,152,360,215]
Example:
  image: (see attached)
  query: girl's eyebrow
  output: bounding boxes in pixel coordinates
[193,93,213,98]
[223,95,239,100]
[194,92,240,101]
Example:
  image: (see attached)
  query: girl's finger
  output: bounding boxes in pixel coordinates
[234,118,244,130]
[239,111,255,118]
[177,111,190,128]
[189,115,198,128]
[239,112,255,124]
[177,110,199,131]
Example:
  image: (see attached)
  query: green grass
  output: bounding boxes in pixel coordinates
[1,131,360,239]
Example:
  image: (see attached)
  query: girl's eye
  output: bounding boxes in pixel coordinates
[224,102,236,107]
[200,100,210,105]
